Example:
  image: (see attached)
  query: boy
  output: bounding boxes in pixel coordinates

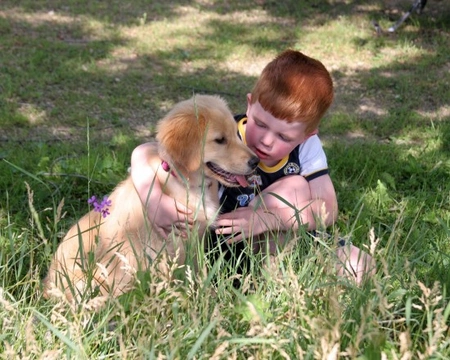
[131,50,375,284]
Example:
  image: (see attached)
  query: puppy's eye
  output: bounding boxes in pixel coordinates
[215,137,227,144]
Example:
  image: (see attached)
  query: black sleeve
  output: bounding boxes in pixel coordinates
[304,169,329,182]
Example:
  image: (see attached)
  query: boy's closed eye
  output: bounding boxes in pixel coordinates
[254,118,294,143]
[254,119,267,129]
[278,133,293,142]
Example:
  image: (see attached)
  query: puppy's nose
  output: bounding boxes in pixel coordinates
[248,156,260,169]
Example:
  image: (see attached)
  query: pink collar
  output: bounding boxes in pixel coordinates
[161,160,171,172]
[161,160,177,178]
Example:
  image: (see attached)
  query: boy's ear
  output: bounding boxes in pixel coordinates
[246,93,252,116]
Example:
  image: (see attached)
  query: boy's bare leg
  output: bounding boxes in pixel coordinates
[253,232,375,285]
[335,244,376,285]
[251,232,291,277]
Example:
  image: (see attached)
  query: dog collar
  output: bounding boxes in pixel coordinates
[161,160,170,172]
[161,160,177,178]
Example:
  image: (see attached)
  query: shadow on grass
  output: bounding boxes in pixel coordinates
[0,0,448,137]
[0,0,449,292]
[0,0,448,205]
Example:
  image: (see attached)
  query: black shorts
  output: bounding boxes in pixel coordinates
[205,230,251,275]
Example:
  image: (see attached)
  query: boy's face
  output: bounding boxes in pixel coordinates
[245,94,310,167]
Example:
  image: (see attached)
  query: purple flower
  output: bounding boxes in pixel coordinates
[88,195,111,218]
[100,196,112,208]
[101,208,110,218]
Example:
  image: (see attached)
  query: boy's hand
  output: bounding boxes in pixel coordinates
[131,143,194,239]
[149,195,193,238]
[215,207,273,243]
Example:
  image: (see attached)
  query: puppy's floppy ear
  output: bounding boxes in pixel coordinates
[156,106,207,177]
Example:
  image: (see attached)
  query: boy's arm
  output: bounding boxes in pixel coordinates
[215,174,338,241]
[130,143,192,238]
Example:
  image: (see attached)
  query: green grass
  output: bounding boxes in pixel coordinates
[1,0,450,358]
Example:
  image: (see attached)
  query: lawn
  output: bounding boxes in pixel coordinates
[1,0,450,358]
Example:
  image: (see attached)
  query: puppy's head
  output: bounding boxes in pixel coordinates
[156,95,259,186]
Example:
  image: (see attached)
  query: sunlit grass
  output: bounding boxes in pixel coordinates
[1,0,450,357]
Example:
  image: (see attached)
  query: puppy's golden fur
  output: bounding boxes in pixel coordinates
[43,95,259,302]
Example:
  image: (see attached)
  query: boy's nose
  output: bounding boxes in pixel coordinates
[260,132,274,148]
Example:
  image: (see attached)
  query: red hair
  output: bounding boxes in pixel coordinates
[251,50,334,135]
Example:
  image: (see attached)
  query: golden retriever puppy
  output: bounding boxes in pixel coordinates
[43,95,259,303]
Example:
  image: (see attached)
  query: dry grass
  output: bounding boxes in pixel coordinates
[1,0,450,358]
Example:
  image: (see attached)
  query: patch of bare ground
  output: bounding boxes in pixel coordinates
[0,122,155,145]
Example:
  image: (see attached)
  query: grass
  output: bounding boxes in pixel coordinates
[1,0,450,358]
